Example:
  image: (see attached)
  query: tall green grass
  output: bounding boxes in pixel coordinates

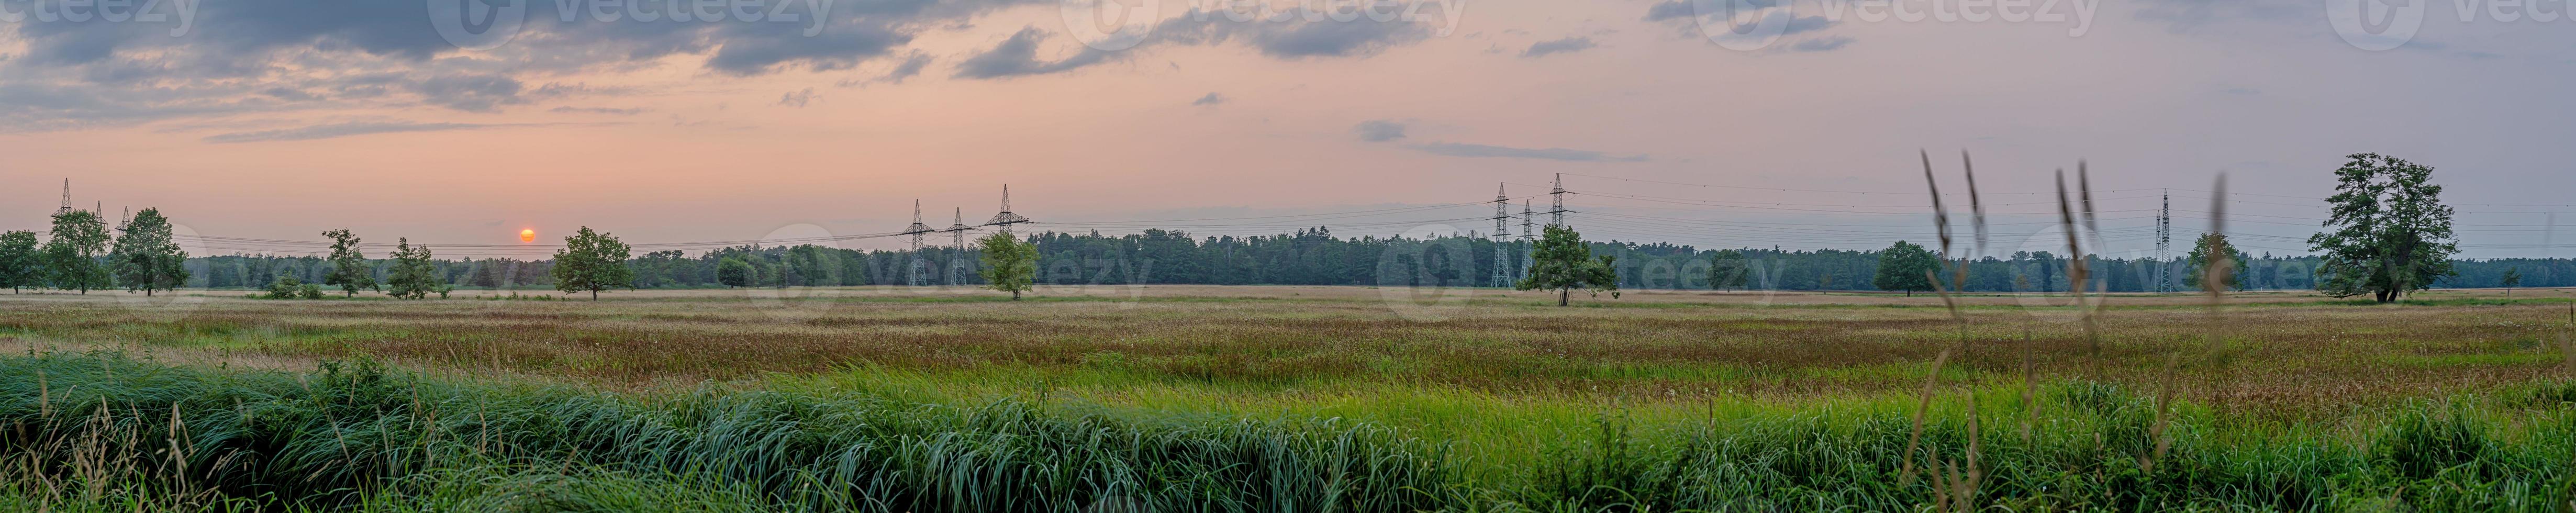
[3,351,2572,511]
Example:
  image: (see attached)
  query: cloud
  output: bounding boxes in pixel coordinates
[0,0,1038,129]
[203,121,516,143]
[1788,36,1854,52]
[1406,142,1648,162]
[1354,120,1408,141]
[1152,12,1432,59]
[407,74,525,112]
[1522,37,1596,58]
[778,87,816,107]
[549,106,649,115]
[1192,92,1226,106]
[952,27,1124,79]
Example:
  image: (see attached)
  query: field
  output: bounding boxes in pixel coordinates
[3,285,2574,511]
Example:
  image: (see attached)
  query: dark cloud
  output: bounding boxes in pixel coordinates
[1192,92,1225,106]
[0,0,1043,129]
[1354,120,1408,142]
[1788,36,1853,52]
[1406,142,1647,162]
[1522,36,1594,58]
[952,28,1123,79]
[203,121,507,143]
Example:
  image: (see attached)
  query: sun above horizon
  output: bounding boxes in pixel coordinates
[520,229,536,243]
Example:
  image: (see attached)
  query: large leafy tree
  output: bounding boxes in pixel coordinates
[0,231,42,293]
[1709,249,1750,291]
[1872,240,1938,297]
[2309,153,2457,303]
[2184,232,2250,292]
[108,208,189,296]
[551,226,634,300]
[384,238,442,299]
[43,210,113,294]
[1516,225,1619,306]
[978,232,1038,300]
[321,229,376,297]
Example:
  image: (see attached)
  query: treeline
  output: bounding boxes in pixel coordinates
[141,228,2576,293]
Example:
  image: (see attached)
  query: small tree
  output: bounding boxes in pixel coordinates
[716,258,754,288]
[550,226,634,300]
[1872,240,1938,297]
[0,231,41,294]
[977,232,1038,300]
[2500,267,2522,298]
[321,229,376,297]
[43,210,112,294]
[109,208,190,296]
[1709,249,1750,292]
[384,238,441,299]
[2184,232,2250,292]
[1516,225,1619,306]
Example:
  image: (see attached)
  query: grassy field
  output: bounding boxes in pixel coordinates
[3,285,2573,510]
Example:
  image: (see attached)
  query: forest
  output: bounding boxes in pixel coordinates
[172,226,2572,293]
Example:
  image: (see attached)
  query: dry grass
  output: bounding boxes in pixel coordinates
[2,286,2569,418]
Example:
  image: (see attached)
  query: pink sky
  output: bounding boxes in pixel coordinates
[3,0,2569,258]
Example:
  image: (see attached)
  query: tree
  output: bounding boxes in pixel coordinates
[978,232,1038,300]
[108,208,190,296]
[384,238,441,299]
[1872,241,1938,297]
[1709,249,1750,291]
[321,229,376,297]
[716,258,754,288]
[2310,153,2458,303]
[43,210,112,294]
[2184,232,2249,292]
[2500,267,2522,298]
[1516,225,1620,306]
[0,231,41,294]
[550,226,633,300]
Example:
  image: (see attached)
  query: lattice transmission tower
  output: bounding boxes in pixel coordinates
[902,200,932,286]
[1547,173,1570,227]
[944,207,973,286]
[1491,184,1511,288]
[983,185,1031,235]
[1519,198,1535,282]
[56,179,73,216]
[2155,191,2172,293]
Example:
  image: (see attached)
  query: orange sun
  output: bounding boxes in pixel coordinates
[520,229,536,243]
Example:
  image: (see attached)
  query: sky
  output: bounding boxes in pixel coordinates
[1,0,2570,260]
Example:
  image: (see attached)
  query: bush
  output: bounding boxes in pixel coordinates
[298,283,324,299]
[264,275,305,299]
